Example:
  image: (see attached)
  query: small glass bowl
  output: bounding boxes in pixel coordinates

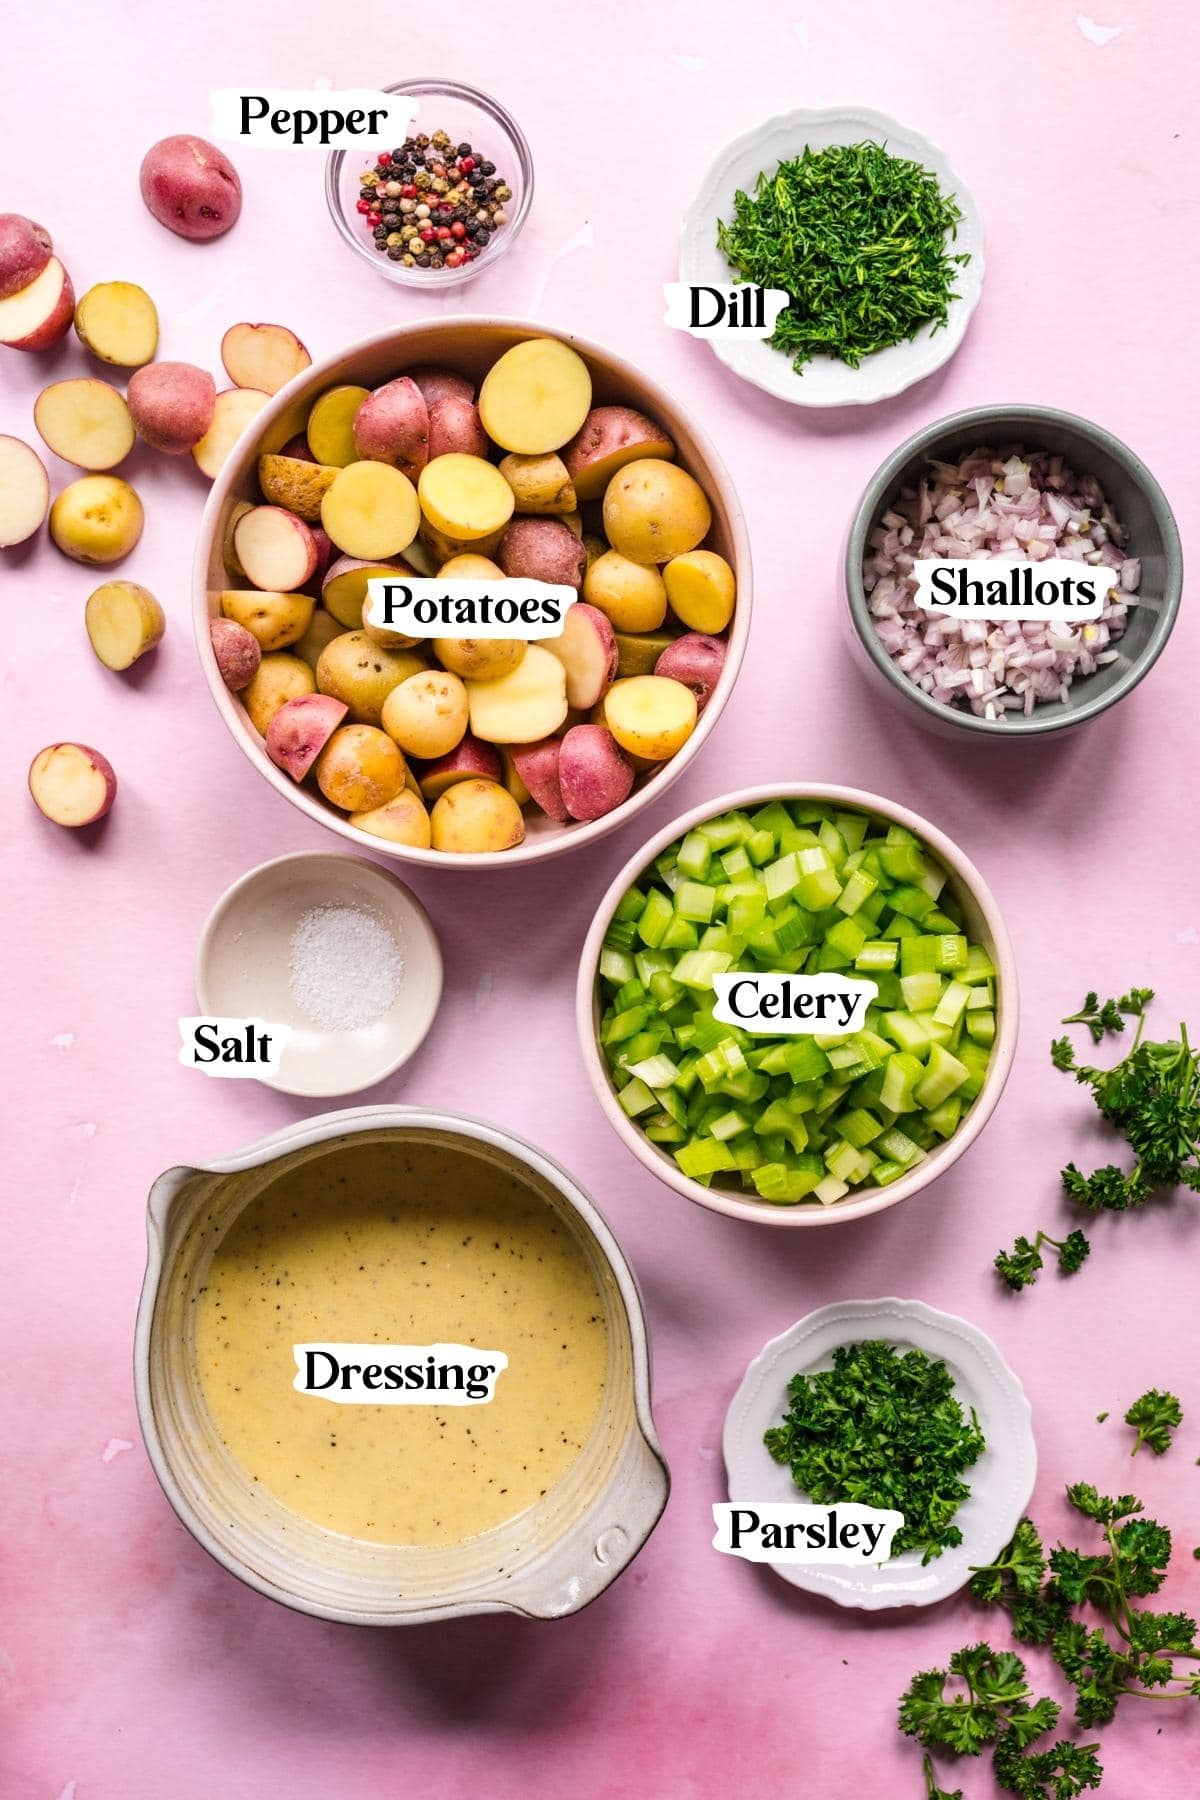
[325,79,533,289]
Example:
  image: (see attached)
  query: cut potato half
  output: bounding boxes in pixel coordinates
[478,338,593,454]
[221,322,311,396]
[192,388,270,480]
[85,580,165,670]
[34,379,134,471]
[74,281,159,367]
[0,435,50,546]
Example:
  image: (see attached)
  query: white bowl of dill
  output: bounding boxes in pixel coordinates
[679,105,985,408]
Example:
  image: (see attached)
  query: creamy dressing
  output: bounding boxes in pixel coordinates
[194,1139,608,1546]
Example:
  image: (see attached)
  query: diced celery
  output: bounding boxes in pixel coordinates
[876,1126,923,1167]
[925,1096,962,1139]
[934,980,971,1027]
[675,880,716,923]
[856,938,898,973]
[966,984,993,1011]
[881,1010,932,1053]
[879,840,927,883]
[676,830,712,879]
[764,851,803,904]
[637,888,674,948]
[825,915,869,961]
[627,1054,680,1090]
[697,813,742,851]
[746,828,776,866]
[913,1043,969,1109]
[835,811,869,853]
[814,1174,849,1205]
[644,1112,686,1144]
[604,1004,651,1045]
[839,1107,884,1147]
[674,1137,739,1179]
[618,1077,656,1118]
[935,934,969,973]
[660,916,699,951]
[710,1108,751,1142]
[900,935,941,977]
[783,1039,831,1082]
[721,845,752,880]
[672,949,732,988]
[965,944,996,979]
[613,887,645,923]
[900,971,944,1013]
[966,1009,996,1046]
[887,884,936,922]
[957,1041,991,1100]
[880,1051,925,1113]
[599,946,636,984]
[797,847,843,910]
[870,1159,907,1186]
[752,1158,825,1202]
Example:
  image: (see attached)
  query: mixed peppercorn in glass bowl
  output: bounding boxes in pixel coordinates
[325,79,533,288]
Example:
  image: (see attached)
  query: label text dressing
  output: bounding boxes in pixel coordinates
[293,1342,508,1405]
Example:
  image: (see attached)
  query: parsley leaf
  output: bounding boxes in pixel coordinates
[994,1230,1090,1290]
[1124,1388,1183,1456]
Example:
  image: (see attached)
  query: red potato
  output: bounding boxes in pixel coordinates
[140,135,242,240]
[416,735,502,803]
[34,379,134,471]
[543,601,617,709]
[406,366,474,409]
[210,616,261,690]
[0,257,74,349]
[28,743,116,827]
[562,406,675,502]
[232,505,319,592]
[654,631,727,713]
[0,213,52,299]
[510,737,569,822]
[310,526,333,586]
[281,433,316,463]
[266,693,348,782]
[127,361,216,454]
[0,435,50,546]
[352,377,429,480]
[221,322,311,395]
[498,517,587,588]
[427,395,488,461]
[558,724,635,822]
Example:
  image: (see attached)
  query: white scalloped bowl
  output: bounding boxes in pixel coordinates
[679,105,985,408]
[723,1298,1036,1609]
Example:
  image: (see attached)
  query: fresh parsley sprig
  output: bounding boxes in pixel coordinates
[1123,1389,1182,1457]
[994,1230,1091,1291]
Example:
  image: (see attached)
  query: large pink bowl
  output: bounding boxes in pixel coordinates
[193,318,751,869]
[576,783,1018,1227]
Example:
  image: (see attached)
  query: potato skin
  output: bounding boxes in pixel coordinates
[584,550,668,633]
[0,212,52,300]
[210,616,262,690]
[427,395,488,461]
[381,669,469,759]
[654,631,727,713]
[558,724,634,821]
[430,778,525,853]
[663,549,736,634]
[563,406,675,502]
[220,588,314,652]
[258,452,338,520]
[316,630,426,726]
[49,475,143,565]
[498,518,587,588]
[242,652,316,736]
[315,723,406,812]
[349,787,433,847]
[128,362,216,454]
[433,637,525,682]
[353,377,429,481]
[140,135,242,240]
[602,459,712,564]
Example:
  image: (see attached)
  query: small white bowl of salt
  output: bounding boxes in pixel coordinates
[194,852,442,1097]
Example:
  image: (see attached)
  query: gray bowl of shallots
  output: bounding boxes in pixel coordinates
[845,405,1182,737]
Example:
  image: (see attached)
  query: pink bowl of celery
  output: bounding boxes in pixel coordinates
[576,784,1018,1227]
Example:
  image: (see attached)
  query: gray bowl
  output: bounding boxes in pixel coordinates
[845,405,1182,737]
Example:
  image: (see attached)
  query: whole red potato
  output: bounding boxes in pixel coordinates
[140,136,242,241]
[127,361,216,453]
[0,213,52,299]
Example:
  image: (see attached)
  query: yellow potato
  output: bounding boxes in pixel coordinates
[306,385,369,466]
[439,553,505,580]
[430,778,525,854]
[220,588,314,652]
[479,338,592,455]
[604,675,697,762]
[73,281,159,367]
[315,723,406,812]
[465,644,568,745]
[603,460,712,564]
[242,652,316,736]
[316,631,426,726]
[321,461,420,560]
[34,378,134,471]
[498,451,577,514]
[433,637,525,682]
[48,475,143,565]
[418,453,514,540]
[84,580,164,670]
[381,669,469,759]
[258,453,339,523]
[583,550,668,633]
[360,596,424,650]
[663,550,736,634]
[349,787,432,848]
[419,518,507,565]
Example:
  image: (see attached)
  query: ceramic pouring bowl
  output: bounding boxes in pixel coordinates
[135,1106,669,1625]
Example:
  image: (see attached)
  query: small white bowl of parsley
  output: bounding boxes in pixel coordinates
[680,105,985,407]
[723,1297,1035,1608]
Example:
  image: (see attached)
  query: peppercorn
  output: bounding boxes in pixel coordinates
[495,184,512,202]
[359,187,376,202]
[480,161,495,176]
[355,198,371,214]
[387,245,404,260]
[414,172,431,191]
[402,253,416,267]
[415,132,430,147]
[377,150,392,165]
[414,202,430,219]
[373,226,388,241]
[456,142,471,156]
[415,251,431,266]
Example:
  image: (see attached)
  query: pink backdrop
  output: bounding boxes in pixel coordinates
[4,3,1198,1795]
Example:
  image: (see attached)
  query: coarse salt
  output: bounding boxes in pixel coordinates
[287,904,404,1033]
